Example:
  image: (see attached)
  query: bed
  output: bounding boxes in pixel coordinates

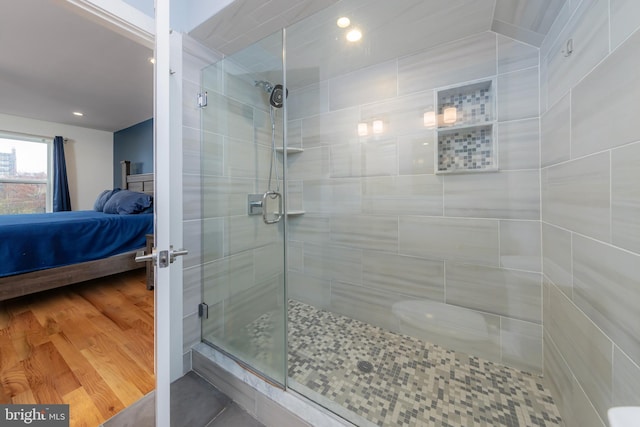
[0,161,154,301]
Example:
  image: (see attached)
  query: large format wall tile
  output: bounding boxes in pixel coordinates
[544,334,607,427]
[361,175,443,216]
[226,215,279,256]
[203,251,254,303]
[330,281,402,333]
[545,0,609,108]
[444,170,540,220]
[288,81,329,121]
[202,130,225,176]
[500,317,542,373]
[611,141,640,254]
[303,242,363,285]
[287,146,331,180]
[203,92,255,141]
[301,107,360,148]
[203,176,254,218]
[613,346,640,406]
[288,271,331,309]
[541,152,610,242]
[184,126,203,176]
[611,0,640,50]
[497,35,539,75]
[183,173,202,221]
[445,263,542,323]
[543,333,574,425]
[361,138,398,177]
[396,299,501,362]
[329,60,397,111]
[573,234,640,366]
[226,137,272,180]
[541,93,570,167]
[360,91,435,138]
[362,251,445,301]
[542,222,572,297]
[499,220,541,272]
[302,178,362,214]
[330,215,398,252]
[329,143,362,178]
[398,133,435,175]
[398,32,496,95]
[497,119,540,170]
[572,29,640,157]
[287,214,331,244]
[497,67,539,122]
[547,283,613,421]
[399,216,499,266]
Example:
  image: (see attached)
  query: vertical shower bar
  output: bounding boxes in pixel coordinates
[281,26,289,390]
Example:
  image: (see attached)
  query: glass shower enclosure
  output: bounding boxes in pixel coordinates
[200,30,288,386]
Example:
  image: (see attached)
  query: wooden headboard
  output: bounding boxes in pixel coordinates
[121,160,154,195]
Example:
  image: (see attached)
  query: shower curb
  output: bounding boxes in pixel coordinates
[191,343,355,427]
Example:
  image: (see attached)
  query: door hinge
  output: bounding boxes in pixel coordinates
[197,91,208,108]
[198,302,209,319]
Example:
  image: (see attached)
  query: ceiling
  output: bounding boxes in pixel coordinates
[0,0,565,133]
[191,0,567,55]
[0,0,153,132]
[190,0,567,90]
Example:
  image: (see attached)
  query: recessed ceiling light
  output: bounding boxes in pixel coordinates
[346,28,362,42]
[72,112,84,117]
[336,17,350,28]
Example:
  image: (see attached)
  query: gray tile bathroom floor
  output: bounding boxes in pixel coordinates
[101,371,264,427]
[284,300,563,427]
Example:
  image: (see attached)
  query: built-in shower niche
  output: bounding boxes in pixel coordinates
[435,80,497,174]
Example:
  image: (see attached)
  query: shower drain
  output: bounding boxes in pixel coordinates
[357,360,374,373]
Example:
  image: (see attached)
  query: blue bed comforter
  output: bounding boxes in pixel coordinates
[0,211,153,277]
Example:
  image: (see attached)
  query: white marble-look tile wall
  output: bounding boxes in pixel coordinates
[287,30,542,372]
[541,1,640,425]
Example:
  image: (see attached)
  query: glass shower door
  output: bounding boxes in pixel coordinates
[200,30,287,385]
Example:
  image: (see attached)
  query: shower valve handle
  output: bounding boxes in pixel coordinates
[262,190,283,224]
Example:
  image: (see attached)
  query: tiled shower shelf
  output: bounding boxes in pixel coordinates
[279,210,305,216]
[275,147,304,154]
[436,79,496,174]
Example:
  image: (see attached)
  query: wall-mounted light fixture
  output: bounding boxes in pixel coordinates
[372,119,384,134]
[357,122,368,136]
[423,111,436,128]
[443,107,457,124]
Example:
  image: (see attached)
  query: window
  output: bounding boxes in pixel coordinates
[0,135,52,214]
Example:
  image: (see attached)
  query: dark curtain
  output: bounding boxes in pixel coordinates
[53,136,71,212]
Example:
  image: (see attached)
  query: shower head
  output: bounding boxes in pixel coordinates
[254,80,288,108]
[269,84,288,109]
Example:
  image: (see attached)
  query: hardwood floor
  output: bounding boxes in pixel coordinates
[0,269,154,427]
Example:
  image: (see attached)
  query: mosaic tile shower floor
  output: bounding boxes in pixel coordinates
[284,300,562,427]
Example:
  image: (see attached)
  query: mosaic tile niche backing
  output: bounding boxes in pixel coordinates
[438,125,494,171]
[437,84,493,126]
[436,80,496,173]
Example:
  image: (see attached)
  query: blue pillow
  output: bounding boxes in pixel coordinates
[103,190,153,215]
[93,188,121,211]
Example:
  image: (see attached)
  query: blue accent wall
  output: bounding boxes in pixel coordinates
[113,119,153,188]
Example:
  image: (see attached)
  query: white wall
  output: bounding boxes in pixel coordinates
[0,113,113,210]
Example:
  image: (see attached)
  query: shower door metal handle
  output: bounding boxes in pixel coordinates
[262,190,283,224]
